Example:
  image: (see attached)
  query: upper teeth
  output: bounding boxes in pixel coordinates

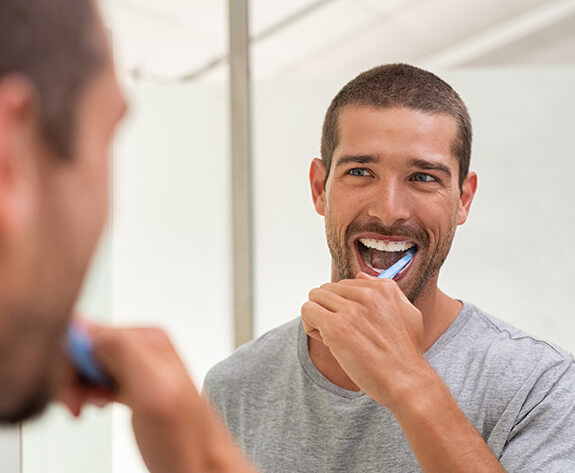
[359,238,415,252]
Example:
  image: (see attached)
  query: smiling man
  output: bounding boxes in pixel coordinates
[204,64,575,472]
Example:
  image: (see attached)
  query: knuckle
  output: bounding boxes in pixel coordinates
[92,329,122,355]
[359,286,377,303]
[308,287,322,300]
[147,327,171,344]
[136,326,172,348]
[378,278,396,294]
[319,325,334,345]
[378,278,393,288]
[301,301,313,315]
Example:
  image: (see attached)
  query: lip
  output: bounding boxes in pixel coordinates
[353,233,417,279]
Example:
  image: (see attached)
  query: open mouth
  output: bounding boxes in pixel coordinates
[355,237,417,278]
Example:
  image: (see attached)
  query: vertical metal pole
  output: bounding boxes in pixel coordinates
[229,0,254,347]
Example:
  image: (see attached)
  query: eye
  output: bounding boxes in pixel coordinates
[411,173,437,183]
[348,168,370,177]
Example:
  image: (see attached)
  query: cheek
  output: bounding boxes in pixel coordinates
[324,200,351,239]
[416,201,458,244]
[84,145,111,216]
[326,186,364,220]
[432,211,458,244]
[65,148,110,256]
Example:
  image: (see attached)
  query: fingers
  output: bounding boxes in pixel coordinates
[88,325,177,376]
[308,286,349,312]
[57,383,113,417]
[316,277,401,302]
[84,325,198,414]
[301,300,332,342]
[55,353,114,416]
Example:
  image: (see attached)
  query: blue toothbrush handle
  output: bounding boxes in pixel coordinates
[377,247,416,280]
[67,322,114,390]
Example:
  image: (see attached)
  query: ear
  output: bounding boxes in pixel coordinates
[309,158,327,216]
[0,76,38,234]
[456,171,477,225]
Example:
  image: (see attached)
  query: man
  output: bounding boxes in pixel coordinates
[0,1,256,472]
[205,64,575,472]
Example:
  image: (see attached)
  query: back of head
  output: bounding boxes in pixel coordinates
[0,0,106,158]
[321,64,472,189]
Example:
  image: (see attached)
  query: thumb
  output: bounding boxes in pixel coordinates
[357,272,378,280]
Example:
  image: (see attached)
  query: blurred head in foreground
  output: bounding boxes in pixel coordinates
[0,0,126,423]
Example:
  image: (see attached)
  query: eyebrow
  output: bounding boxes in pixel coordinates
[334,155,380,168]
[409,158,452,178]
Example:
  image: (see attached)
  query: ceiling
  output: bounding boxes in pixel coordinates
[100,0,575,83]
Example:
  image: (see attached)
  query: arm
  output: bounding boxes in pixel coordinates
[59,325,257,473]
[301,276,505,473]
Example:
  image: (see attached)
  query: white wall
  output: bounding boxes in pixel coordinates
[110,81,232,472]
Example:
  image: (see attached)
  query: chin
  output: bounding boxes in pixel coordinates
[0,374,53,425]
[0,325,64,425]
[0,392,50,425]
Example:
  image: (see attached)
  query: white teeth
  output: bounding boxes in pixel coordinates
[359,238,415,252]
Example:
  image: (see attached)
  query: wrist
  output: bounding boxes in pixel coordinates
[382,358,446,417]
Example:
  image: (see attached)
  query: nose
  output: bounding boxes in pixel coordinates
[366,179,410,227]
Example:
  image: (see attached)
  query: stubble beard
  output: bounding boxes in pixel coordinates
[0,380,52,425]
[0,325,57,425]
[325,218,457,304]
[0,294,70,425]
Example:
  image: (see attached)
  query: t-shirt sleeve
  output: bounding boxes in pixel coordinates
[202,366,226,416]
[499,356,575,472]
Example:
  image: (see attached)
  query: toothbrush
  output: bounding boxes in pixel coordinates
[377,247,416,280]
[67,322,114,390]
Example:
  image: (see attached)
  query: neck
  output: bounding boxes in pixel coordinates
[307,279,462,392]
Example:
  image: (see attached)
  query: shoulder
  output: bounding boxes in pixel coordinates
[453,302,574,390]
[203,317,301,396]
[462,302,572,364]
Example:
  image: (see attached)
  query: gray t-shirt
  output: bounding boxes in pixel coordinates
[204,302,575,472]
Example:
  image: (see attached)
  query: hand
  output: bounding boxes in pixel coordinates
[301,273,428,408]
[58,323,257,473]
[302,278,507,473]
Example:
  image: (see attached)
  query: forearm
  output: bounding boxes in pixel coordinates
[204,405,259,473]
[387,366,505,473]
[134,386,258,473]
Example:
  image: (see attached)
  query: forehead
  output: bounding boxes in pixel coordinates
[334,105,459,167]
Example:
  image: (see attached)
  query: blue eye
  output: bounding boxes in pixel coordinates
[348,168,369,177]
[412,173,436,183]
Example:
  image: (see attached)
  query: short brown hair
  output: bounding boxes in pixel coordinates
[0,0,106,157]
[321,64,472,189]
